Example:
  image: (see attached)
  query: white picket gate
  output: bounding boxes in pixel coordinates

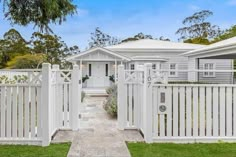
[118,63,236,143]
[0,63,81,146]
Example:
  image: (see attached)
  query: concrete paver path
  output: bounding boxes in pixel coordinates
[53,96,144,157]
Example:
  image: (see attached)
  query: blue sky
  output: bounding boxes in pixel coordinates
[0,0,236,50]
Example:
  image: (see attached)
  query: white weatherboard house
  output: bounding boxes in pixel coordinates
[67,39,234,88]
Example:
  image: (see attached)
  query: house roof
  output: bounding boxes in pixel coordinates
[182,37,236,58]
[105,39,205,50]
[66,47,131,61]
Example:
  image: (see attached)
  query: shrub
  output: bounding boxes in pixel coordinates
[104,85,117,117]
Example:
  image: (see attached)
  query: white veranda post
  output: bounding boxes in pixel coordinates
[115,59,117,83]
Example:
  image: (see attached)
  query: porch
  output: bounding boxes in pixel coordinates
[66,47,130,88]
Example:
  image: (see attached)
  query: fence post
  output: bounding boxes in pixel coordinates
[143,63,153,143]
[118,65,125,130]
[41,63,51,146]
[71,64,80,131]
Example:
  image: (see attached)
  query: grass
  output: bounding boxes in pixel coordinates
[0,143,71,157]
[127,142,236,157]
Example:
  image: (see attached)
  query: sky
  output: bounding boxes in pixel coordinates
[0,0,236,50]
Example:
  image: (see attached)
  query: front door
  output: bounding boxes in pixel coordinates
[87,62,109,88]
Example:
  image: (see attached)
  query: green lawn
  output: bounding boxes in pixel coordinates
[127,142,236,157]
[0,143,71,157]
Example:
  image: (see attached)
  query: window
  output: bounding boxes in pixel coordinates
[105,64,108,76]
[203,63,215,77]
[169,63,178,77]
[130,64,135,70]
[152,64,156,70]
[89,64,92,76]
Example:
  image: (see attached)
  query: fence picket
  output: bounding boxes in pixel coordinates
[193,87,199,137]
[166,86,172,137]
[226,87,232,136]
[186,87,192,137]
[220,87,226,137]
[128,84,132,126]
[18,87,23,138]
[37,87,41,137]
[25,87,30,138]
[12,87,17,137]
[213,87,219,137]
[159,87,165,137]
[31,87,36,137]
[199,87,205,137]
[173,87,178,137]
[133,85,138,127]
[206,87,212,137]
[1,87,6,137]
[153,87,158,135]
[179,87,185,137]
[6,87,12,137]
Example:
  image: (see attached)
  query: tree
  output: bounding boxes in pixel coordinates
[213,25,236,43]
[31,32,68,65]
[0,29,30,68]
[121,32,153,43]
[176,10,221,44]
[88,27,120,48]
[2,0,77,32]
[6,54,46,69]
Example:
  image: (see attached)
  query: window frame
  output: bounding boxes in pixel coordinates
[105,63,109,76]
[169,63,178,77]
[130,64,135,70]
[88,63,92,77]
[203,63,216,78]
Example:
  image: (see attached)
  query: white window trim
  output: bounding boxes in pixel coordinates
[169,63,178,78]
[203,63,216,78]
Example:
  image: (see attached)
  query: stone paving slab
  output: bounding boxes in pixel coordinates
[52,96,144,157]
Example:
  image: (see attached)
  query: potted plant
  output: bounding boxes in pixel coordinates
[109,75,115,84]
[82,75,89,88]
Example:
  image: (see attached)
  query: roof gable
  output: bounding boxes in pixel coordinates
[66,47,131,61]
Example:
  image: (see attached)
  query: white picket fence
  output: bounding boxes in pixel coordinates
[0,63,81,146]
[118,63,236,143]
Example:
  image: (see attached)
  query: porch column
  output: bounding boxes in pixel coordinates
[188,58,199,82]
[115,59,117,83]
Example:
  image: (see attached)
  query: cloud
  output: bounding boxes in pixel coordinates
[188,4,200,11]
[227,0,236,6]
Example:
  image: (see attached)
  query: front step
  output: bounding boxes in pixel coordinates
[83,88,108,96]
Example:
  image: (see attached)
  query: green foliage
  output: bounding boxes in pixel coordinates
[6,54,46,69]
[0,143,71,157]
[176,10,221,43]
[184,37,211,45]
[109,75,115,83]
[0,29,30,68]
[0,29,79,69]
[0,75,28,84]
[104,85,117,117]
[89,27,120,48]
[121,33,170,43]
[127,142,236,157]
[82,75,89,83]
[213,25,236,43]
[2,0,77,33]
